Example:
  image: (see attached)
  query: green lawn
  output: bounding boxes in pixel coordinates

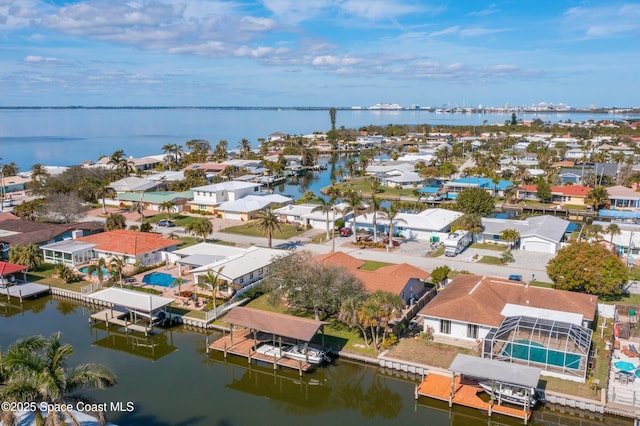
[359,260,393,271]
[478,255,503,265]
[470,242,506,252]
[221,221,305,240]
[27,264,91,292]
[144,213,203,227]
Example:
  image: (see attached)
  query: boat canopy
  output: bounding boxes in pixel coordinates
[223,307,328,342]
[89,287,174,313]
[449,354,541,388]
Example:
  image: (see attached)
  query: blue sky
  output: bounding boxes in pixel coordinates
[0,0,638,107]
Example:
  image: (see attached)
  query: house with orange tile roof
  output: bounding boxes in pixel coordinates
[315,252,430,305]
[418,274,597,382]
[517,184,590,205]
[41,229,179,268]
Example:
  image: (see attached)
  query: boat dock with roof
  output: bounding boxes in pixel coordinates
[416,354,541,423]
[208,306,328,375]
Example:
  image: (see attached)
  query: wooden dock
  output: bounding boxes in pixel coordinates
[209,329,314,374]
[90,308,155,336]
[416,373,532,422]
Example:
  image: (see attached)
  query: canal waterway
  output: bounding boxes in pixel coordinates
[0,296,630,426]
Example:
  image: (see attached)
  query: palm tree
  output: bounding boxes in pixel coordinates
[83,178,116,215]
[607,223,621,247]
[341,189,365,243]
[367,177,382,242]
[108,149,134,177]
[255,208,281,248]
[197,267,226,315]
[378,203,407,250]
[159,200,176,221]
[238,139,252,159]
[108,255,125,286]
[0,334,116,425]
[162,143,184,170]
[8,243,42,270]
[357,291,403,352]
[185,218,213,242]
[29,163,50,195]
[586,186,610,210]
[311,195,336,241]
[87,257,108,287]
[452,214,483,239]
[499,228,520,249]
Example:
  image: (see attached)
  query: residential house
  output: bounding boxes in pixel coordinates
[110,176,160,194]
[1,174,30,194]
[442,177,514,199]
[606,185,640,210]
[116,191,194,213]
[215,193,292,221]
[273,202,350,231]
[40,229,179,268]
[189,181,262,213]
[418,274,597,382]
[190,246,287,297]
[479,215,571,253]
[315,251,430,306]
[517,185,590,206]
[348,208,463,241]
[558,163,618,185]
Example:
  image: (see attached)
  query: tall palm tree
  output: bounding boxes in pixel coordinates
[238,139,252,159]
[341,189,365,243]
[311,195,336,241]
[185,218,213,242]
[367,177,382,242]
[607,223,621,247]
[0,334,116,425]
[108,149,135,177]
[378,203,407,250]
[162,143,184,170]
[197,267,226,314]
[29,163,50,195]
[108,255,125,287]
[255,208,281,248]
[87,257,108,287]
[159,200,176,220]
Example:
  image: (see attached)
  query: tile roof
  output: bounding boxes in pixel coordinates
[418,274,597,327]
[316,252,429,295]
[519,184,590,197]
[77,230,177,256]
[0,261,28,276]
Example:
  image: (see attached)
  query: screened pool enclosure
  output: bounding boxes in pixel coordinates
[482,316,592,382]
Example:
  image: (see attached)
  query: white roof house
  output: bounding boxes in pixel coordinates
[480,215,571,253]
[273,202,350,231]
[110,176,159,193]
[190,180,263,212]
[349,208,463,241]
[216,194,292,221]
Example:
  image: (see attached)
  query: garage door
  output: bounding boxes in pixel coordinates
[224,212,243,221]
[524,240,554,253]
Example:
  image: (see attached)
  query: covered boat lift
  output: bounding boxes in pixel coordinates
[209,306,328,374]
[417,354,541,422]
[88,287,175,336]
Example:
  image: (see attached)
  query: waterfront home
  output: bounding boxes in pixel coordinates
[558,163,618,184]
[189,181,264,214]
[606,185,640,210]
[418,274,597,382]
[215,194,292,221]
[441,177,513,199]
[41,229,179,268]
[315,251,430,306]
[347,208,462,241]
[116,191,194,213]
[190,246,287,298]
[94,155,161,172]
[0,174,30,194]
[183,162,228,178]
[517,184,590,206]
[273,202,350,230]
[0,216,103,252]
[479,215,571,253]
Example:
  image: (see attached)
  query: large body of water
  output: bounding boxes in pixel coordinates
[2,108,639,172]
[0,296,628,426]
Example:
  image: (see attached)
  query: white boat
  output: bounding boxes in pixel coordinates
[479,381,537,408]
[282,344,330,365]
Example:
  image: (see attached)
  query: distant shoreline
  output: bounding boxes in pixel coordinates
[0,106,639,115]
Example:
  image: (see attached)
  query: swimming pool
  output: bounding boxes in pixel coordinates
[502,340,582,369]
[142,272,177,288]
[79,266,109,276]
[614,360,637,373]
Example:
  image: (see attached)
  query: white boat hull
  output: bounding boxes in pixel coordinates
[479,381,537,408]
[282,345,330,365]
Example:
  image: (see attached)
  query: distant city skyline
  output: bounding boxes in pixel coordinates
[1,1,639,108]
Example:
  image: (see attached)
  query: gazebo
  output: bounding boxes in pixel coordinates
[0,261,28,286]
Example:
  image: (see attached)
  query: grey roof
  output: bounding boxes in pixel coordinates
[481,215,569,243]
[559,163,618,178]
[110,176,159,192]
[89,288,174,313]
[222,307,327,342]
[177,253,226,267]
[449,354,541,388]
[40,239,97,253]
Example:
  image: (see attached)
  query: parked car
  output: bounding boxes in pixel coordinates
[508,274,522,282]
[157,219,176,227]
[339,227,352,237]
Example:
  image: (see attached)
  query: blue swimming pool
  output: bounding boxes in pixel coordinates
[142,272,177,288]
[502,340,582,369]
[615,360,638,373]
[79,266,109,276]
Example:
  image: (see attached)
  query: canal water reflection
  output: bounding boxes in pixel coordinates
[0,296,630,426]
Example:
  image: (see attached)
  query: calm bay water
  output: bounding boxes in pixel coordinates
[0,297,628,426]
[1,108,638,171]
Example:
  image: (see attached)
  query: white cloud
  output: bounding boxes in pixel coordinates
[339,0,422,21]
[261,0,330,24]
[312,55,361,66]
[563,4,640,39]
[468,4,499,17]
